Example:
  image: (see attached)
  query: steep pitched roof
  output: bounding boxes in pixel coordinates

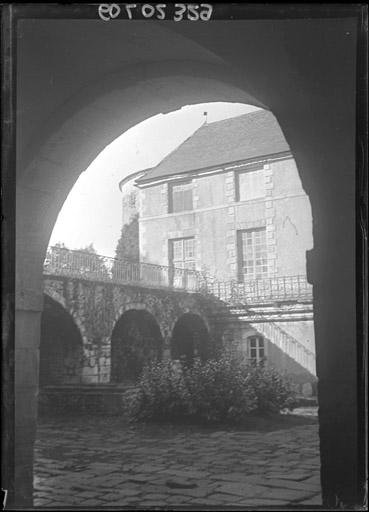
[137,109,290,184]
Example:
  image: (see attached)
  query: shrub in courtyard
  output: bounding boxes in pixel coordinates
[246,364,297,413]
[127,354,297,423]
[184,356,257,422]
[127,359,190,421]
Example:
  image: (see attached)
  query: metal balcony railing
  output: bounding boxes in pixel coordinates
[43,246,207,292]
[205,276,313,305]
[43,246,313,304]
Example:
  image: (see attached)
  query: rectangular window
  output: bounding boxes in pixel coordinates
[168,180,193,213]
[248,336,266,364]
[169,237,196,270]
[236,167,265,201]
[237,228,268,281]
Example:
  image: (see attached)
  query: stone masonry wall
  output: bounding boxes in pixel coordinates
[43,276,223,383]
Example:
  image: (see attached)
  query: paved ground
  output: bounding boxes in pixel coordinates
[34,408,321,509]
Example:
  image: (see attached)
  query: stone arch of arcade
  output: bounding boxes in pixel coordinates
[40,295,84,387]
[43,276,222,384]
[111,309,164,383]
[171,313,212,366]
[10,13,362,508]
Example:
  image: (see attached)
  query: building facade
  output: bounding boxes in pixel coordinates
[119,110,316,391]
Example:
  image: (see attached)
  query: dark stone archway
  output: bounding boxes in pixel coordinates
[39,295,83,387]
[110,310,163,383]
[6,9,364,508]
[171,313,210,366]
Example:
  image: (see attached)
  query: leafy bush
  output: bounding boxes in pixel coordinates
[184,356,257,422]
[246,364,297,413]
[127,360,190,421]
[127,354,296,424]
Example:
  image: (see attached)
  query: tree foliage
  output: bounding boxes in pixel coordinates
[47,242,110,279]
[114,214,139,262]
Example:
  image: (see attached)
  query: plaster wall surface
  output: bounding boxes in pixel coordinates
[196,173,228,208]
[140,184,164,218]
[139,156,312,282]
[274,195,312,276]
[234,202,266,226]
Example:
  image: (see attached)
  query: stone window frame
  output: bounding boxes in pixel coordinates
[234,164,266,202]
[236,226,268,282]
[168,179,193,213]
[168,236,196,270]
[247,334,267,365]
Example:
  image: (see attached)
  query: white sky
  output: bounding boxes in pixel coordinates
[50,102,261,256]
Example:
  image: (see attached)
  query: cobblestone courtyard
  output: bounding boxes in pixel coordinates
[34,409,321,509]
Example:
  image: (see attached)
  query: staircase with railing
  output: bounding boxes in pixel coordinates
[251,321,316,376]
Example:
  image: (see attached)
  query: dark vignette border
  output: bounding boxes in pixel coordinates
[1,3,16,507]
[355,4,368,507]
[1,2,367,509]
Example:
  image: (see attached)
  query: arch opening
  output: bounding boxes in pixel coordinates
[110,309,163,383]
[19,28,319,506]
[47,100,260,257]
[39,295,84,387]
[11,16,361,508]
[171,313,210,366]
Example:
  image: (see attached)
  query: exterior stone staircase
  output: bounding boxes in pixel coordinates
[251,321,316,376]
[206,295,316,377]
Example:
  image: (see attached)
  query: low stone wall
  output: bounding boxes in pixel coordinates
[38,385,135,416]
